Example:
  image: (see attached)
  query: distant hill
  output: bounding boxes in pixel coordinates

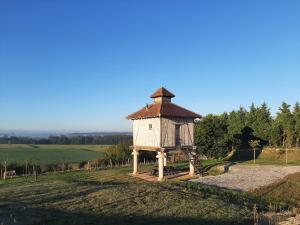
[0,131,60,138]
[68,132,132,137]
[0,130,132,138]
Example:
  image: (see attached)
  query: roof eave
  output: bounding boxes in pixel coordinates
[127,116,160,120]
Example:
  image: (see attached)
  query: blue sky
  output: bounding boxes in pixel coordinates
[0,0,299,132]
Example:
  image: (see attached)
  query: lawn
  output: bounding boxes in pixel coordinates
[253,172,300,208]
[0,144,109,165]
[252,148,300,165]
[231,148,300,166]
[0,165,254,225]
[1,145,299,225]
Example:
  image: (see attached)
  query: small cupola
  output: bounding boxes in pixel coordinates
[150,87,175,103]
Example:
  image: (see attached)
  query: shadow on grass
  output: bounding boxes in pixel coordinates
[27,180,128,205]
[201,162,225,171]
[1,203,253,225]
[28,144,39,149]
[229,148,263,162]
[228,126,265,162]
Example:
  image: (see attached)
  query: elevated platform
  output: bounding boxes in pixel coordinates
[130,171,196,182]
[130,145,197,152]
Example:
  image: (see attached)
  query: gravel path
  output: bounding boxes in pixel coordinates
[191,165,300,192]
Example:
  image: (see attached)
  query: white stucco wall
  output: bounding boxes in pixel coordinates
[133,118,161,147]
[132,117,194,148]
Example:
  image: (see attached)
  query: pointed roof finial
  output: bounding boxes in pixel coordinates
[150,87,175,98]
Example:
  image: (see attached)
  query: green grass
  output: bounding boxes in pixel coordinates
[253,148,300,165]
[0,165,254,225]
[0,144,109,165]
[242,158,300,165]
[1,145,299,224]
[230,148,300,165]
[253,172,300,208]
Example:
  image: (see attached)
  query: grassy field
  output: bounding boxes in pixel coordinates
[1,160,299,225]
[0,144,109,165]
[253,148,300,165]
[231,148,300,165]
[0,165,254,225]
[0,145,299,225]
[253,172,300,208]
[1,144,299,167]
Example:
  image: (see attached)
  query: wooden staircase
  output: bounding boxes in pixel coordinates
[180,147,208,176]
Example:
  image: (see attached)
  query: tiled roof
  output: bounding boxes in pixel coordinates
[150,87,175,98]
[127,102,201,120]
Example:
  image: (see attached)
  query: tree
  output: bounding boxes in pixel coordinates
[227,107,248,148]
[248,140,261,164]
[276,102,295,148]
[246,103,272,144]
[102,141,132,166]
[193,101,299,160]
[269,121,283,147]
[251,103,272,143]
[195,114,230,158]
[294,102,300,148]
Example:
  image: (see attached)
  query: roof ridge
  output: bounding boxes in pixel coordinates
[126,101,201,120]
[165,102,201,117]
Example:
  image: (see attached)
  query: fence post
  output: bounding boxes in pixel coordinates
[87,161,91,171]
[26,160,28,178]
[4,161,7,182]
[34,164,37,182]
[285,147,288,164]
[32,164,36,182]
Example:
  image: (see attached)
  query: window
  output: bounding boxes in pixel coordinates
[149,124,152,130]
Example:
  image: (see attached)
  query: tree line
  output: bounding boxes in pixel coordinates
[1,102,299,162]
[0,135,132,145]
[195,102,300,158]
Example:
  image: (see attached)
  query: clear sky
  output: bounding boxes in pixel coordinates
[0,0,299,132]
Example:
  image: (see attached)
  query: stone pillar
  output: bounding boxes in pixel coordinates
[156,151,164,181]
[132,149,139,175]
[163,153,167,167]
[189,162,195,176]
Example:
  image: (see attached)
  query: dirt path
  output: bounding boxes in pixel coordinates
[191,165,300,192]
